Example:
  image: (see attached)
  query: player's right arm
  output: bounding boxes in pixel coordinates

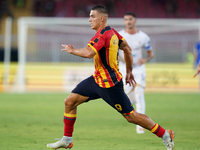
[119,39,136,86]
[61,44,95,59]
[119,39,133,72]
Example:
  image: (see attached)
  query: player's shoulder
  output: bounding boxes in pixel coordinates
[138,30,149,37]
[138,30,150,41]
[100,26,112,34]
[111,27,119,33]
[99,26,115,39]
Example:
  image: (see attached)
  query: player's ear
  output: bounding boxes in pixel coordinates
[100,15,104,22]
[134,18,137,23]
[101,14,108,23]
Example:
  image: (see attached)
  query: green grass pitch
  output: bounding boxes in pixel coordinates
[0,93,200,150]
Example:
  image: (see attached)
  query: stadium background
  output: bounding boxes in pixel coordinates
[1,2,200,150]
[0,0,199,93]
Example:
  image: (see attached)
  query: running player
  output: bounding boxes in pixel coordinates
[46,5,175,150]
[118,12,154,134]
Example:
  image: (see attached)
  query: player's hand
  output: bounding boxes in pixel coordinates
[61,44,74,53]
[125,72,137,87]
[137,59,146,66]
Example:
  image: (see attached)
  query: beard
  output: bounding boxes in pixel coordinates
[128,26,133,29]
[126,23,134,29]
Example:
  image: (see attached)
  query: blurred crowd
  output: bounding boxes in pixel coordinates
[1,0,200,20]
[32,0,200,18]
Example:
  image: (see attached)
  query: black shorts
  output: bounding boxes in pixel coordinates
[72,75,134,115]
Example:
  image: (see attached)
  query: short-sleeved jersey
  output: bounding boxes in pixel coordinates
[194,41,200,67]
[118,30,152,74]
[88,26,124,88]
[119,30,152,67]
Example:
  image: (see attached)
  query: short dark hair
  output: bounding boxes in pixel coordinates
[124,12,136,18]
[91,5,108,15]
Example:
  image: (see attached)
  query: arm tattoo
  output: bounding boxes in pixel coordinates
[120,43,126,49]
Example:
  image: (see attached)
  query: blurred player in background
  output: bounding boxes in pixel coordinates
[194,41,200,68]
[193,41,200,88]
[118,12,154,134]
[47,5,174,150]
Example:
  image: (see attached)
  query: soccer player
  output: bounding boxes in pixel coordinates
[193,42,200,83]
[46,5,175,150]
[118,12,154,134]
[194,41,200,69]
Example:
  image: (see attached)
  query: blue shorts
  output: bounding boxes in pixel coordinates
[72,75,134,115]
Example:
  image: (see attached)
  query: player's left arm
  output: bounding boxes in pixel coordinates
[138,34,154,65]
[119,39,136,86]
[138,50,154,65]
[61,44,96,59]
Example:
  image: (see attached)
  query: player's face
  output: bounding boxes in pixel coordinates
[124,15,136,29]
[89,10,101,30]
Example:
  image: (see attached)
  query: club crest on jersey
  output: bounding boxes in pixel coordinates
[113,39,118,45]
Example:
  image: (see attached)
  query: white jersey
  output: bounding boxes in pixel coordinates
[118,30,152,87]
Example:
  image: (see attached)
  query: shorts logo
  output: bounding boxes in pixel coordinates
[115,104,122,111]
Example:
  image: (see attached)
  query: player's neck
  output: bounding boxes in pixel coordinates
[125,27,138,35]
[95,24,107,32]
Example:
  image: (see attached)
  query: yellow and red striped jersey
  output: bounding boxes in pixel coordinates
[88,26,124,88]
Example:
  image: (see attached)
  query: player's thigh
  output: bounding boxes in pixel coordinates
[71,75,101,101]
[101,81,134,114]
[65,93,89,107]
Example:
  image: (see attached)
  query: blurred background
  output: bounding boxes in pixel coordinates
[0,0,200,93]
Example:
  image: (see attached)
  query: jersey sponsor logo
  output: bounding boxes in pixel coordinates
[103,79,108,82]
